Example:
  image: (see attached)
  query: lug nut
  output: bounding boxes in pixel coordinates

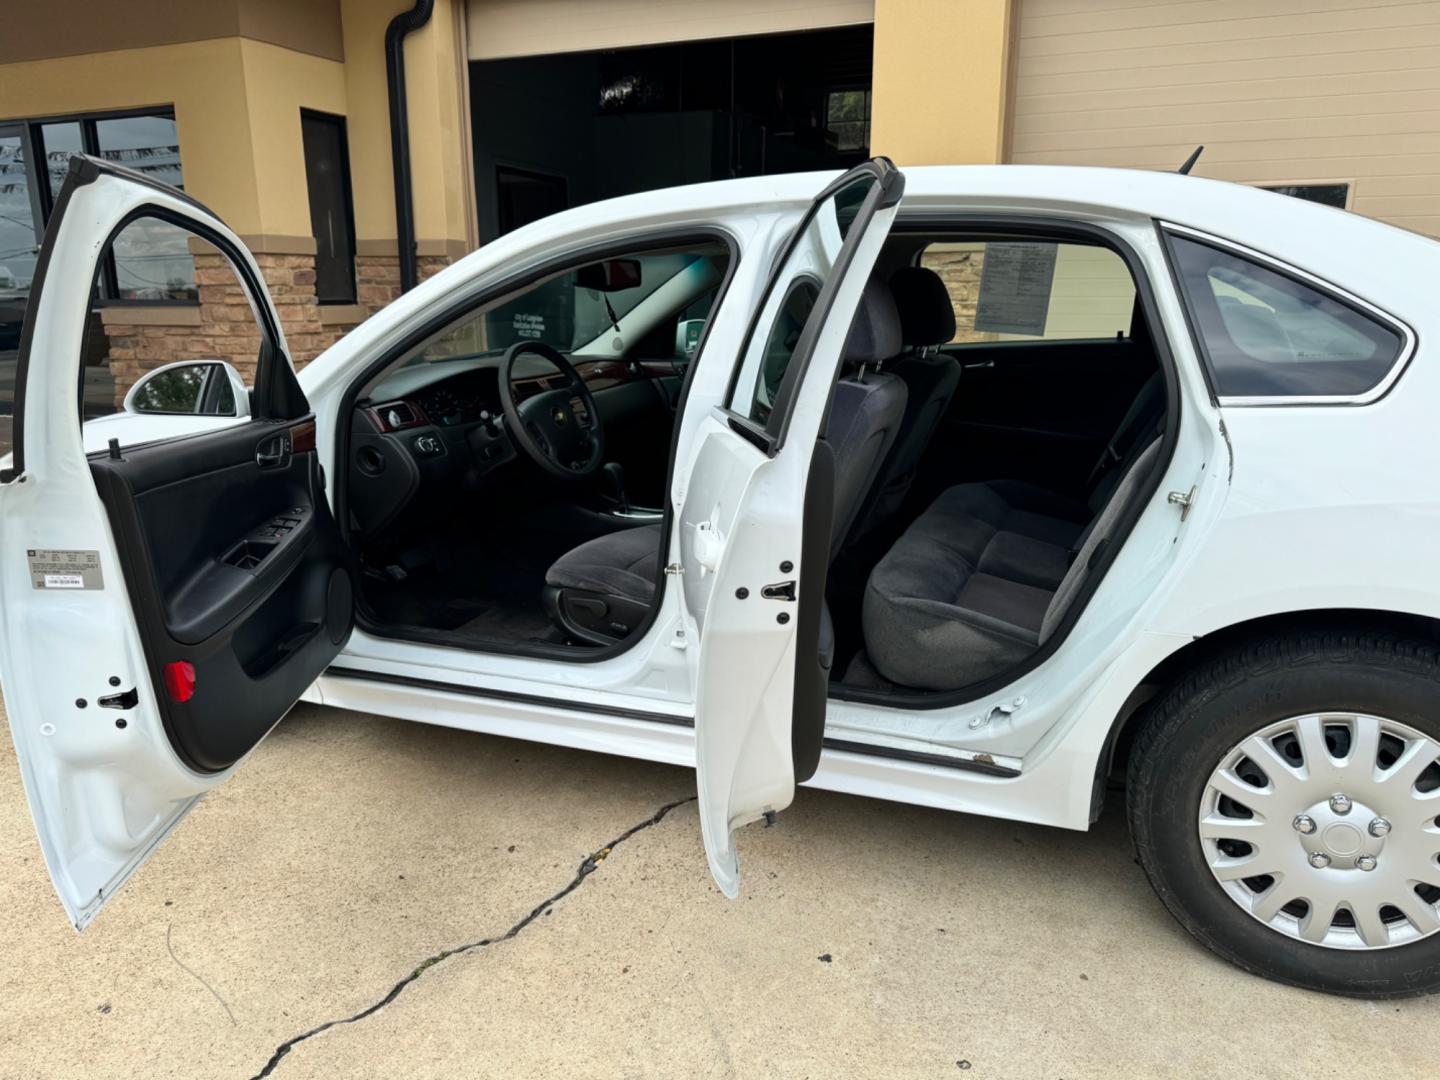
[1369,817,1392,838]
[1308,852,1332,869]
[1293,814,1316,834]
[1357,854,1378,872]
[1329,793,1353,815]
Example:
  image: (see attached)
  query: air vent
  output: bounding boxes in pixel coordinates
[378,402,417,431]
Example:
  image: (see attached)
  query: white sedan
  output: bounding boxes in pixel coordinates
[4,153,1439,998]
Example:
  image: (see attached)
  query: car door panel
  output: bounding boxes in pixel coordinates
[0,155,353,928]
[924,338,1153,498]
[90,418,352,772]
[683,159,904,895]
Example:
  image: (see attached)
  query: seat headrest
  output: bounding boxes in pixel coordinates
[842,277,903,371]
[889,266,956,348]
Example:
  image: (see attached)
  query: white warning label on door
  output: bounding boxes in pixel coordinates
[27,550,103,591]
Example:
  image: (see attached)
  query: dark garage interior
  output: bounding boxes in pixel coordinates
[469,24,875,242]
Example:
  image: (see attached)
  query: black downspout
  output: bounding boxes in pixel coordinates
[385,0,435,294]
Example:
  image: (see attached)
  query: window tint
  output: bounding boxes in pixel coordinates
[752,280,819,424]
[728,173,877,425]
[921,240,1136,344]
[1167,234,1404,399]
[383,242,730,378]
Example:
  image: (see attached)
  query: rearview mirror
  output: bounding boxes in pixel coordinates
[576,258,642,293]
[123,360,250,418]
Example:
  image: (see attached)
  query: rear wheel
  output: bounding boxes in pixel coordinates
[1128,629,1440,997]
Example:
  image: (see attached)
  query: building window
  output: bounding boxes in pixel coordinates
[300,111,357,305]
[1262,183,1349,209]
[825,89,870,153]
[29,108,195,302]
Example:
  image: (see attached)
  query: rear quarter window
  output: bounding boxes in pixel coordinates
[1165,232,1408,401]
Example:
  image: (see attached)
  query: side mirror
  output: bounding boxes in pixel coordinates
[123,360,250,419]
[674,318,706,359]
[576,258,642,293]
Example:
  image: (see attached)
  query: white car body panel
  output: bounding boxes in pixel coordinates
[19,164,1439,919]
[0,171,294,928]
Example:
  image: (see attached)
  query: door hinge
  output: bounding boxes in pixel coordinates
[1167,485,1197,521]
[969,695,1025,730]
[663,562,684,575]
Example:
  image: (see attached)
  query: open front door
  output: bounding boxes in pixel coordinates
[0,157,353,928]
[680,159,904,896]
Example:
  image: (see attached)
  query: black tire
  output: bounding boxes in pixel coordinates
[1127,627,1440,998]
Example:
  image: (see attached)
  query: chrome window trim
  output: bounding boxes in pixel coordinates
[1160,220,1417,408]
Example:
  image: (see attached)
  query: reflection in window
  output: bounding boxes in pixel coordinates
[301,112,357,305]
[1262,183,1349,210]
[825,89,871,153]
[1168,234,1403,398]
[95,115,193,300]
[36,121,82,213]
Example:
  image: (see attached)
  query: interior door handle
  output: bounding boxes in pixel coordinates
[256,432,292,469]
[960,359,994,371]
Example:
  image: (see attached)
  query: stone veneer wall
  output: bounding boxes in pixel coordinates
[100,250,456,407]
[919,245,998,345]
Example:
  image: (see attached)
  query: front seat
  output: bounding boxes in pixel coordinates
[544,277,909,645]
[845,265,961,545]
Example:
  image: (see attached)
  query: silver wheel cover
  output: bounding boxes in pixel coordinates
[1200,713,1440,950]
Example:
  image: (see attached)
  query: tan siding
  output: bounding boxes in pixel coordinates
[466,0,874,60]
[1010,0,1440,235]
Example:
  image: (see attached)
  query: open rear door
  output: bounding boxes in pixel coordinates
[679,159,904,896]
[0,157,353,928]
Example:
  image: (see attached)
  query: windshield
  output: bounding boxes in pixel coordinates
[400,247,725,368]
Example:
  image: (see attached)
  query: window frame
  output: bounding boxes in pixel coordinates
[1160,222,1416,408]
[20,106,193,307]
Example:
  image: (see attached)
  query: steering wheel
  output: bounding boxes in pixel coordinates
[498,341,606,479]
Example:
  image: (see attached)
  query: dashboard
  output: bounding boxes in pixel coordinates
[349,351,683,538]
[369,368,504,433]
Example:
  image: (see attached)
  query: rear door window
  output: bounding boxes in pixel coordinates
[1165,232,1408,401]
[921,240,1136,344]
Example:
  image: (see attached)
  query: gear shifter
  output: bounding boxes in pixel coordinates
[600,461,630,514]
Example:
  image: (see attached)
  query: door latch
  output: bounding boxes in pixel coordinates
[1167,486,1197,521]
[969,695,1025,730]
[98,687,139,710]
[760,580,796,602]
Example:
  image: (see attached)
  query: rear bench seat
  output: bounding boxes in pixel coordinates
[858,377,1165,692]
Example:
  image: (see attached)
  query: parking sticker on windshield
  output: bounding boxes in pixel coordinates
[27,549,103,591]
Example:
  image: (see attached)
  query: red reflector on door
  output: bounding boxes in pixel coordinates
[163,661,196,703]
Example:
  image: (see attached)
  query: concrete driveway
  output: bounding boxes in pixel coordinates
[2,697,1437,1079]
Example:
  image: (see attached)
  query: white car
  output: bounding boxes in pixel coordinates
[4,154,1440,999]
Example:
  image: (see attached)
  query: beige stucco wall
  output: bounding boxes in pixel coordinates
[871,0,1014,166]
[0,0,475,253]
[1010,0,1440,237]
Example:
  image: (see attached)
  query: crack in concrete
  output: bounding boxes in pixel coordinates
[249,795,695,1079]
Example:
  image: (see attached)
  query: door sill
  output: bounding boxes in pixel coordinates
[321,666,1021,777]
